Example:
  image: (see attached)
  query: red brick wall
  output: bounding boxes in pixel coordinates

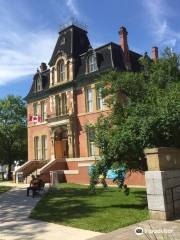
[28,124,51,161]
[64,160,145,186]
[41,161,68,183]
[76,86,110,157]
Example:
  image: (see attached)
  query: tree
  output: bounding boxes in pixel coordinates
[0,95,27,179]
[91,48,180,186]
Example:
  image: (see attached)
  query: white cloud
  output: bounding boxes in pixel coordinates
[0,30,56,85]
[143,0,180,48]
[0,0,83,86]
[0,1,58,86]
[65,0,79,18]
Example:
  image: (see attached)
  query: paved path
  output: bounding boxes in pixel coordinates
[0,185,102,240]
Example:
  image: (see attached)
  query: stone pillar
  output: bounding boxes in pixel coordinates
[67,120,74,158]
[145,148,180,220]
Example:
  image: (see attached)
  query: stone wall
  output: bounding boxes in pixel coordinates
[145,148,180,220]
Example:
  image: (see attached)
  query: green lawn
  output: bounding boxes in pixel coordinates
[30,183,148,233]
[0,185,12,194]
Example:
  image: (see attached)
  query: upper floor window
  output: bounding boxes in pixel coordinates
[57,60,65,82]
[96,87,104,110]
[41,101,46,122]
[55,95,61,116]
[55,93,67,116]
[85,87,93,112]
[33,102,38,116]
[88,54,97,73]
[62,93,67,115]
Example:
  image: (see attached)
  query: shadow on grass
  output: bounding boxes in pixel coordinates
[30,185,148,227]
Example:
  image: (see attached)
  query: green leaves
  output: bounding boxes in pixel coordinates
[94,48,180,172]
[0,95,27,177]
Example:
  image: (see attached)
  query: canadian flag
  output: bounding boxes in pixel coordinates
[29,116,42,123]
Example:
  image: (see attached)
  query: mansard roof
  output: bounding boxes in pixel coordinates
[49,25,91,66]
[25,24,142,102]
[24,69,50,102]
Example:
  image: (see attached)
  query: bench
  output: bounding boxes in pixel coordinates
[32,183,45,197]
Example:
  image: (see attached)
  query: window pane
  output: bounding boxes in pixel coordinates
[89,55,97,73]
[42,135,48,160]
[96,87,104,110]
[57,60,65,82]
[34,137,39,160]
[55,95,61,116]
[60,62,65,81]
[86,88,93,112]
[88,128,95,156]
[62,93,67,115]
[41,101,46,122]
[33,103,38,116]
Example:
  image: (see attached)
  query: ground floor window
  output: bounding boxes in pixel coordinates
[87,128,96,156]
[34,135,48,160]
[34,136,39,160]
[41,135,48,160]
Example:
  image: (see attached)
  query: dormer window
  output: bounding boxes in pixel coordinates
[57,59,65,82]
[60,36,65,45]
[88,54,98,73]
[35,77,42,92]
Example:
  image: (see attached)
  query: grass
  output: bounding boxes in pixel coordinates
[30,183,149,233]
[0,185,12,194]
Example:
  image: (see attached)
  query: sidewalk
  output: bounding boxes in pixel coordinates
[88,219,180,240]
[0,185,102,240]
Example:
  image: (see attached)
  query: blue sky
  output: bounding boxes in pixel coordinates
[0,0,180,98]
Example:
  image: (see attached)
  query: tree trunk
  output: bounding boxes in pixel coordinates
[8,162,12,180]
[7,151,13,181]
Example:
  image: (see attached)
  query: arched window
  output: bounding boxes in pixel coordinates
[88,54,97,73]
[67,61,70,81]
[57,60,65,82]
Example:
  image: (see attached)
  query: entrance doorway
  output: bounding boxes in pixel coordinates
[54,127,68,159]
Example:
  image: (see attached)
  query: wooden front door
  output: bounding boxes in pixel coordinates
[54,140,63,159]
[54,139,69,159]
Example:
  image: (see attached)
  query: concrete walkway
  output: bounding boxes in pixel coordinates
[88,219,180,240]
[0,184,102,240]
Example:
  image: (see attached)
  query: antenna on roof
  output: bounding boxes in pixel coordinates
[59,18,88,32]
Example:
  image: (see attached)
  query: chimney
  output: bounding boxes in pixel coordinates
[40,62,47,72]
[152,47,158,61]
[119,26,131,70]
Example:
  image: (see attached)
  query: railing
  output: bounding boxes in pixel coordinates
[15,160,48,177]
[59,18,88,32]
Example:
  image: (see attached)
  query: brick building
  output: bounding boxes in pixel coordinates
[16,22,148,186]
